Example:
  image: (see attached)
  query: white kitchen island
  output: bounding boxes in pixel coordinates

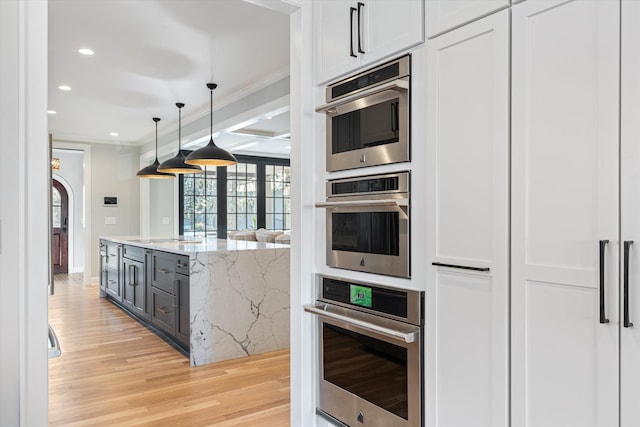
[99,236,290,367]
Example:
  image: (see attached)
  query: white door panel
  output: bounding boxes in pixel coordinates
[621,1,640,425]
[427,10,509,427]
[512,1,620,426]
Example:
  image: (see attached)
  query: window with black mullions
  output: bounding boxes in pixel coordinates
[179,155,290,239]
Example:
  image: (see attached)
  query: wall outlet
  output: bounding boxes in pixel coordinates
[104,216,116,225]
[161,216,170,225]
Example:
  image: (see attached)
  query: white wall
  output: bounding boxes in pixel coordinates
[0,0,49,424]
[149,178,176,237]
[90,143,141,277]
[52,148,85,272]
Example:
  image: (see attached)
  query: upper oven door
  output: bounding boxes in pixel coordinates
[319,198,410,278]
[320,78,410,172]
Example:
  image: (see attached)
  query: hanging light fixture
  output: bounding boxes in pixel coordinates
[185,83,237,167]
[136,117,176,179]
[158,103,202,174]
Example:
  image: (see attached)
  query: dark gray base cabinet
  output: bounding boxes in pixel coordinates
[150,250,190,350]
[99,240,122,302]
[122,245,150,321]
[100,242,190,354]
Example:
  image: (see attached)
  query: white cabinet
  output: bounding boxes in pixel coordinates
[314,0,423,84]
[426,0,510,39]
[621,2,640,425]
[511,1,620,426]
[426,10,509,427]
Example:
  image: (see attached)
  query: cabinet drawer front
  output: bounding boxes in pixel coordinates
[123,245,146,263]
[176,255,190,275]
[152,253,177,292]
[151,288,176,335]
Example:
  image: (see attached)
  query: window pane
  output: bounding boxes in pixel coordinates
[266,181,274,197]
[194,214,205,232]
[195,196,206,213]
[184,195,194,213]
[53,206,61,228]
[205,214,216,232]
[183,176,194,194]
[206,196,216,212]
[266,213,273,229]
[248,213,257,230]
[184,213,195,231]
[206,179,217,196]
[248,197,257,214]
[227,214,236,231]
[52,188,61,205]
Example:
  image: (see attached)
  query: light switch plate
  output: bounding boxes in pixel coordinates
[105,216,116,225]
[161,216,170,225]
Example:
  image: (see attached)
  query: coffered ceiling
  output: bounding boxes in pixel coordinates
[48,0,291,157]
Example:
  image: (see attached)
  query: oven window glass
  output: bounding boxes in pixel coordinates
[331,212,400,255]
[332,99,400,154]
[323,323,408,420]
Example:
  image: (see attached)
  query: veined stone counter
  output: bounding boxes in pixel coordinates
[101,236,290,367]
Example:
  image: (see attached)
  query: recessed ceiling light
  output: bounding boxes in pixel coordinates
[285,146,291,150]
[47,110,56,115]
[58,85,71,91]
[78,48,94,55]
[110,132,119,137]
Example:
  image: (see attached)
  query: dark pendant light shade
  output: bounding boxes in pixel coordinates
[185,83,237,167]
[137,117,176,179]
[158,103,202,174]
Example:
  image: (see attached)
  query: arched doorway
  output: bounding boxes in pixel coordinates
[52,179,69,274]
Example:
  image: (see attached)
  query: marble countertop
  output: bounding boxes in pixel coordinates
[100,235,289,255]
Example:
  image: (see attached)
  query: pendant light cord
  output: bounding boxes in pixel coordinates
[178,106,182,151]
[155,120,158,157]
[210,88,213,136]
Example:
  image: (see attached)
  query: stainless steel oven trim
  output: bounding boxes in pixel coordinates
[316,274,423,325]
[311,307,422,427]
[325,55,411,102]
[304,302,419,343]
[316,198,409,209]
[316,78,409,113]
[326,171,410,198]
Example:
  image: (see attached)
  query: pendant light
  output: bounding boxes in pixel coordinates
[185,83,237,167]
[136,117,175,179]
[157,103,203,174]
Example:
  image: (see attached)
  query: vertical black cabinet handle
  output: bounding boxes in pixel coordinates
[350,7,357,58]
[391,103,397,132]
[600,239,610,324]
[357,2,365,54]
[625,240,634,328]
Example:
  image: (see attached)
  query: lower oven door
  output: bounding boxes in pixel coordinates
[323,200,409,278]
[305,303,422,427]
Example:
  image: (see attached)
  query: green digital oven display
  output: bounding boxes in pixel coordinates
[350,285,372,308]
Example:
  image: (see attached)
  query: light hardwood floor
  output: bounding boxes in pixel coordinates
[48,274,290,426]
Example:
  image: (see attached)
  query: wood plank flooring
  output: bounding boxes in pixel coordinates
[48,274,290,426]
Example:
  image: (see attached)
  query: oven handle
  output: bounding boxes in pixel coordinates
[315,198,408,209]
[304,304,418,344]
[315,78,409,113]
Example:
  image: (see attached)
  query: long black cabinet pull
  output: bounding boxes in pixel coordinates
[600,240,610,324]
[625,240,634,328]
[357,2,365,54]
[432,262,490,272]
[350,7,357,58]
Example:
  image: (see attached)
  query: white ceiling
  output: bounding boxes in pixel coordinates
[48,0,291,157]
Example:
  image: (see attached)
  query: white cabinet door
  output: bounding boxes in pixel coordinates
[426,10,509,427]
[365,0,424,63]
[314,0,360,85]
[621,1,640,425]
[426,0,510,39]
[512,1,620,427]
[314,0,424,84]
